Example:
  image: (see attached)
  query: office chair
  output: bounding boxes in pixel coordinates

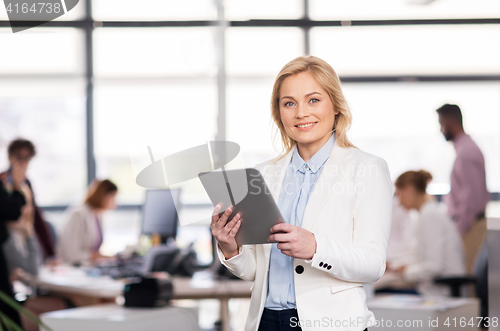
[433,240,487,298]
[45,220,57,248]
[433,276,476,297]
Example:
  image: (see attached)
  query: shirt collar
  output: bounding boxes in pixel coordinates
[290,133,335,174]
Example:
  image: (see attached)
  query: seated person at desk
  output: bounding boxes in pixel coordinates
[3,211,68,331]
[384,174,435,275]
[384,170,466,297]
[58,179,118,266]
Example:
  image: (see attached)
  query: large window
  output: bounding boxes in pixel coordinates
[1,1,497,204]
[93,27,219,205]
[341,81,500,193]
[94,80,218,204]
[1,0,499,255]
[0,27,86,206]
[311,25,500,76]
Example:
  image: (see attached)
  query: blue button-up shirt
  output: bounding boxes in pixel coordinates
[264,133,335,310]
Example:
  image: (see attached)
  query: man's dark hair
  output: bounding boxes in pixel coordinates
[8,138,36,157]
[436,104,463,127]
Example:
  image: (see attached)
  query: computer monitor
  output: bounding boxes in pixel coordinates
[141,189,181,243]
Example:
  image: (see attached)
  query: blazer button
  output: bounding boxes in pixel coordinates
[327,265,332,270]
[319,262,323,267]
[295,265,304,274]
[323,263,328,268]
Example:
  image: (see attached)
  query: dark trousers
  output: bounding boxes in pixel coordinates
[258,308,302,331]
[257,308,368,331]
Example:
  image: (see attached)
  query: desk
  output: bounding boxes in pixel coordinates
[33,266,252,331]
[29,265,123,306]
[367,295,480,331]
[172,273,252,331]
[33,265,123,299]
[41,303,200,331]
[373,271,416,291]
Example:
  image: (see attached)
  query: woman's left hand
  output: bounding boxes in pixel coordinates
[267,223,316,260]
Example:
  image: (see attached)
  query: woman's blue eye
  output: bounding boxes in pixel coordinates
[310,98,319,103]
[284,102,294,107]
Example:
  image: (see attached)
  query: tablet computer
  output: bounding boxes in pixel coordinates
[198,168,284,245]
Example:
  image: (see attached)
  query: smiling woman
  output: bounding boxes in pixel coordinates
[271,57,355,161]
[211,55,392,331]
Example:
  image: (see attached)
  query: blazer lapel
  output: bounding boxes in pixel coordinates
[300,141,354,232]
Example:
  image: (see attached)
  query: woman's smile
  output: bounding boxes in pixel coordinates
[295,121,318,130]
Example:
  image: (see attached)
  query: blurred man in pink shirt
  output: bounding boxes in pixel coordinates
[436,104,490,274]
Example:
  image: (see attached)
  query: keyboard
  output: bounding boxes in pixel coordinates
[86,257,145,279]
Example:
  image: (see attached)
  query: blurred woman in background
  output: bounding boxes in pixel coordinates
[0,157,27,328]
[390,170,466,297]
[58,179,118,266]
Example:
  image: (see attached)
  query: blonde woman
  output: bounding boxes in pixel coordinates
[211,56,393,331]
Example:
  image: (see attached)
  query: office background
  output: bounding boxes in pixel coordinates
[0,0,499,260]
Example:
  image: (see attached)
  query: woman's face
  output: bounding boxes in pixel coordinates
[103,192,118,210]
[279,71,337,149]
[395,185,417,210]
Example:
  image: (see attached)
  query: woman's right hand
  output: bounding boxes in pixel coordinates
[8,207,34,238]
[210,204,241,260]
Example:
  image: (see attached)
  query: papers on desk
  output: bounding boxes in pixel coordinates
[37,265,124,294]
[189,271,215,288]
[368,294,473,312]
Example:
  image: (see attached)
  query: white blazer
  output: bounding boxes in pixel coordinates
[217,140,393,331]
[58,203,102,265]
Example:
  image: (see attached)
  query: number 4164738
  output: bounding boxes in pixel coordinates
[443,317,498,328]
[5,2,62,14]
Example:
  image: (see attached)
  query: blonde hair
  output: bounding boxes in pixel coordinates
[271,55,355,160]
